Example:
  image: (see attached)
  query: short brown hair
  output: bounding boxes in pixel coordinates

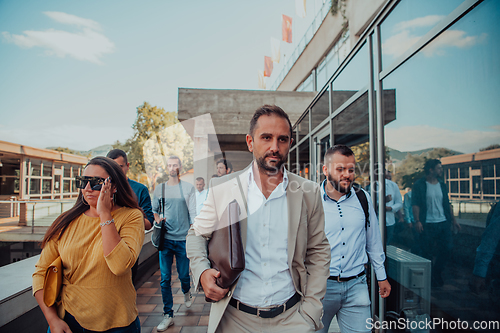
[324,144,354,162]
[167,155,182,166]
[249,105,292,138]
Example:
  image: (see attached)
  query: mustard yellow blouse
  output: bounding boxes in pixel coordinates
[33,207,145,331]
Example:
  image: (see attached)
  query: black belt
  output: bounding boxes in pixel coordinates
[229,292,301,319]
[328,271,365,282]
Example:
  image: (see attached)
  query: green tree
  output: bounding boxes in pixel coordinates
[480,143,500,151]
[113,102,191,184]
[393,148,457,189]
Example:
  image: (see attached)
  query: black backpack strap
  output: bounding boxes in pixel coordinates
[355,188,370,229]
[160,182,165,216]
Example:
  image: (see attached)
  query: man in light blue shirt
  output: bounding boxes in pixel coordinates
[319,144,391,333]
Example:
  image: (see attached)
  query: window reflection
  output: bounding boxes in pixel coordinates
[311,88,329,131]
[316,31,350,89]
[332,92,369,147]
[297,111,310,142]
[331,43,369,112]
[383,0,500,327]
[298,139,310,180]
[380,0,463,69]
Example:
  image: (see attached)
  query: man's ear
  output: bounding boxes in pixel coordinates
[246,134,254,153]
[322,164,329,177]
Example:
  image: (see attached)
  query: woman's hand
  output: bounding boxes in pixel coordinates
[34,290,73,333]
[96,177,113,218]
[48,317,73,333]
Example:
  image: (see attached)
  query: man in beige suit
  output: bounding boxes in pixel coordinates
[187,105,331,333]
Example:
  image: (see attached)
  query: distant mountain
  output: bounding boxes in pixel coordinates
[46,144,114,158]
[388,147,463,164]
[84,144,114,158]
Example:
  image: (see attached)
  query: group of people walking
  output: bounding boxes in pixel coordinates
[33,104,459,333]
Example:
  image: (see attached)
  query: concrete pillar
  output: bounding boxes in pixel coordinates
[18,202,27,226]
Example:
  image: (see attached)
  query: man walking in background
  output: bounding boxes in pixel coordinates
[216,158,233,177]
[412,159,461,287]
[107,149,154,282]
[195,177,208,216]
[384,169,403,245]
[153,156,196,331]
[319,145,390,333]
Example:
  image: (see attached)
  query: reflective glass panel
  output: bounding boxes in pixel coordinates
[42,179,52,194]
[383,0,500,326]
[63,180,70,193]
[311,88,330,131]
[63,166,71,177]
[316,57,328,89]
[30,179,40,194]
[42,162,52,177]
[297,111,310,142]
[332,92,369,147]
[331,43,369,112]
[298,139,310,180]
[380,0,463,69]
[30,160,41,177]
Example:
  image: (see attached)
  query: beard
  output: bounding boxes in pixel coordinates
[256,151,287,176]
[327,173,352,194]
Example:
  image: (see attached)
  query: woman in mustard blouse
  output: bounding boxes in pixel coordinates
[33,157,145,333]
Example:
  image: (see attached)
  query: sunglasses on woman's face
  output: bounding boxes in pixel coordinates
[75,176,110,191]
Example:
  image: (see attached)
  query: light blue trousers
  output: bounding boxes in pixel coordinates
[318,274,371,333]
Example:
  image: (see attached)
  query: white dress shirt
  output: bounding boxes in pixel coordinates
[321,181,387,281]
[232,165,296,307]
[195,189,208,216]
[385,179,403,227]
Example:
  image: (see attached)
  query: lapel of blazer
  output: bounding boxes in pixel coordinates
[230,165,250,250]
[286,173,303,267]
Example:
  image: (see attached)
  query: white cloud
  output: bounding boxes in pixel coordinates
[422,30,486,57]
[43,11,101,31]
[382,30,421,58]
[394,15,444,32]
[1,12,114,64]
[383,29,485,58]
[385,125,500,153]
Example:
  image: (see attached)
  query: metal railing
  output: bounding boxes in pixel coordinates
[0,199,76,233]
[270,0,332,90]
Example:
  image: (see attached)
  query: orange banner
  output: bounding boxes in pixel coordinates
[264,56,273,77]
[282,14,292,43]
[258,70,266,89]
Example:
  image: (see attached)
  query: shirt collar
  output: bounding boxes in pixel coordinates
[248,161,289,191]
[321,179,353,202]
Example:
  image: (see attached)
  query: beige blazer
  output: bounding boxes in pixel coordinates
[186,166,331,333]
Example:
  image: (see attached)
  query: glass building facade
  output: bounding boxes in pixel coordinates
[289,0,500,330]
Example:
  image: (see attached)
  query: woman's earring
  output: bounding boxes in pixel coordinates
[113,193,116,204]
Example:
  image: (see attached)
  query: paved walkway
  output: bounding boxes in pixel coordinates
[136,261,340,333]
[136,264,209,333]
[0,213,60,242]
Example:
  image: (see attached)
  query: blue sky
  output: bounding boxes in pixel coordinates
[0,0,325,150]
[382,0,500,153]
